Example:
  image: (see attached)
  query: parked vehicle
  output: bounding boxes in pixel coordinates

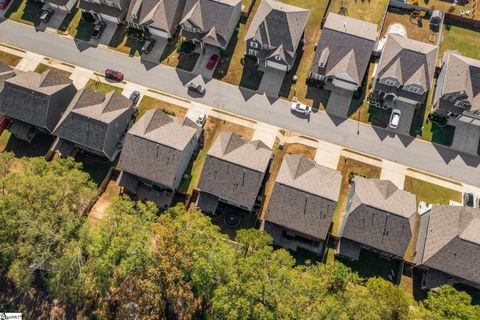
[464,192,474,208]
[129,91,140,105]
[389,109,401,129]
[39,8,54,23]
[105,69,124,81]
[290,102,311,115]
[141,38,156,54]
[91,21,106,39]
[207,54,219,70]
[0,0,12,10]
[188,82,206,95]
[477,195,480,208]
[196,113,206,127]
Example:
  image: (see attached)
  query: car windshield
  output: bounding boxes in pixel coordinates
[297,104,306,111]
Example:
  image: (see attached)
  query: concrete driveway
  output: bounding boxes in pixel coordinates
[88,21,117,46]
[140,36,168,64]
[388,100,415,136]
[257,67,285,98]
[40,4,68,30]
[193,45,219,79]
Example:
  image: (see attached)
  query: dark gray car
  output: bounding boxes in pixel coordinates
[188,82,206,95]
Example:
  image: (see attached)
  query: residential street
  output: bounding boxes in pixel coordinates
[0,19,479,186]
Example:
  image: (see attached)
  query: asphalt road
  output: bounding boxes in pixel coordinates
[0,19,479,187]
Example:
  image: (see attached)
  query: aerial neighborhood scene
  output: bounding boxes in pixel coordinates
[1,0,480,317]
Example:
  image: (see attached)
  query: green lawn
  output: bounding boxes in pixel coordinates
[404,176,462,205]
[439,23,480,61]
[34,63,72,77]
[86,79,122,94]
[0,51,22,67]
[137,96,188,119]
[4,0,43,27]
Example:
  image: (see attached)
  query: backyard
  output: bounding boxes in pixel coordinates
[381,11,433,43]
[418,0,477,20]
[178,116,254,194]
[327,0,389,25]
[439,22,480,60]
[136,96,188,119]
[331,156,382,236]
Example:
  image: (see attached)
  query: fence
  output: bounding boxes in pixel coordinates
[444,11,480,27]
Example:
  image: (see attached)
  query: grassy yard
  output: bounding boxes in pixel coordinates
[439,23,480,61]
[418,0,477,20]
[0,51,22,67]
[108,26,143,57]
[137,96,188,119]
[328,0,389,25]
[403,175,462,205]
[258,139,317,221]
[34,63,72,77]
[86,79,122,94]
[178,116,254,194]
[331,156,382,236]
[282,0,330,102]
[4,0,43,27]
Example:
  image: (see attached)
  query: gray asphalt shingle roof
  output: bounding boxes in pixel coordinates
[419,205,480,286]
[310,13,377,86]
[265,154,342,240]
[0,61,14,92]
[0,70,73,130]
[340,176,417,258]
[181,0,240,47]
[377,34,437,90]
[118,109,199,188]
[126,0,186,34]
[245,0,309,53]
[53,87,133,158]
[198,131,272,208]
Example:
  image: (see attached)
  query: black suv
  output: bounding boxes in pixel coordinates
[141,38,156,54]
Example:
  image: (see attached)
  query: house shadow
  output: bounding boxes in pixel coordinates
[239,58,263,92]
[325,112,348,127]
[278,41,304,99]
[431,142,461,164]
[212,28,239,81]
[175,67,197,86]
[3,132,54,158]
[306,86,330,110]
[239,86,257,101]
[4,0,43,27]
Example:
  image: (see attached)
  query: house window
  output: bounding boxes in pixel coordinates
[263,43,269,49]
[250,41,258,48]
[248,49,258,56]
[105,0,113,6]
[274,56,281,61]
[406,86,421,94]
[383,79,398,87]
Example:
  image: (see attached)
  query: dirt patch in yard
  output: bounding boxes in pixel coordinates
[88,181,121,224]
[381,11,433,44]
[0,51,22,67]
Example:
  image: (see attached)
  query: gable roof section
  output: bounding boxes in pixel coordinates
[0,70,73,129]
[310,13,377,86]
[377,33,437,90]
[53,88,133,156]
[198,131,272,208]
[265,154,342,240]
[126,0,186,34]
[245,0,309,54]
[181,0,241,47]
[0,61,14,92]
[340,176,417,258]
[119,109,198,188]
[419,205,480,286]
[439,51,480,111]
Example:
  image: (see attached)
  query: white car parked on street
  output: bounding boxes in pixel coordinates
[290,102,311,115]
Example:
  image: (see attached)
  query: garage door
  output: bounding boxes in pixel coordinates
[266,60,288,71]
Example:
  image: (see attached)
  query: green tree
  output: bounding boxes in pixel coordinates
[366,277,412,320]
[0,157,96,297]
[420,285,480,320]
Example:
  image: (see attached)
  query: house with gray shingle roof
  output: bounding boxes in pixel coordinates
[179,0,241,51]
[79,0,131,23]
[370,34,437,133]
[197,131,272,213]
[117,109,200,206]
[337,176,417,261]
[432,51,480,155]
[0,70,77,142]
[245,0,309,72]
[414,205,480,290]
[126,0,186,39]
[308,13,377,118]
[53,87,134,160]
[264,154,342,255]
[44,0,78,12]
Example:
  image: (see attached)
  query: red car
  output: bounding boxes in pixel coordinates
[206,54,219,70]
[0,0,12,10]
[105,69,124,81]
